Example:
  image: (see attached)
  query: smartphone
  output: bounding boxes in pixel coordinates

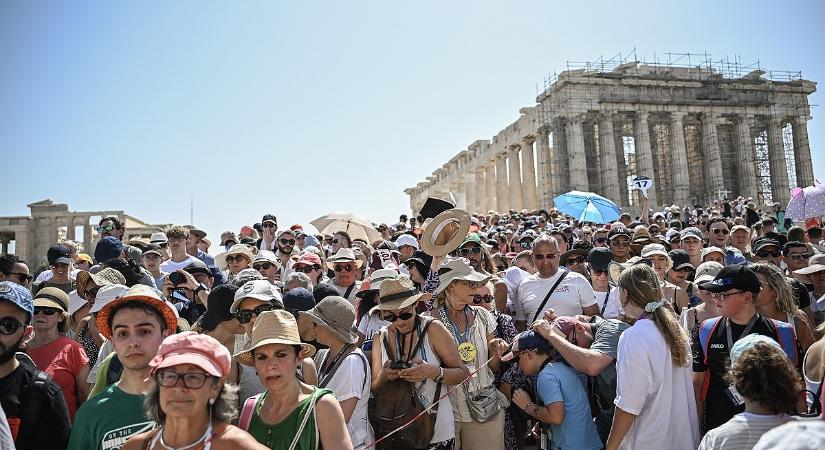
[390,361,408,370]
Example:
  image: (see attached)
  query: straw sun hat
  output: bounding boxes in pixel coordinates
[234,310,316,366]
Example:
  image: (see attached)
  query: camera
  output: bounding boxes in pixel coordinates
[169,272,185,286]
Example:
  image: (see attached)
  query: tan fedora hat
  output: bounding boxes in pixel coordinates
[326,248,364,270]
[234,310,316,366]
[419,209,471,257]
[793,254,825,284]
[375,275,431,311]
[215,244,255,270]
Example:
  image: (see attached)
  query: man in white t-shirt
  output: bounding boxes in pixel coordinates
[159,226,200,273]
[515,236,598,331]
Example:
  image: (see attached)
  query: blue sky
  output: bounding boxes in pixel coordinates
[2,1,823,250]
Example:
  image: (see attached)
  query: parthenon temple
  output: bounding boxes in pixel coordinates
[405,54,816,214]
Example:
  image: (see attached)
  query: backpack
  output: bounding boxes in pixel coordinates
[368,318,441,450]
[14,353,52,444]
[697,316,798,401]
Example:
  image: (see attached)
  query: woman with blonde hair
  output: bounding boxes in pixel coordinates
[749,262,816,354]
[606,264,699,450]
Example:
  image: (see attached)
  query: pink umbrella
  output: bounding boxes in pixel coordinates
[786,181,825,220]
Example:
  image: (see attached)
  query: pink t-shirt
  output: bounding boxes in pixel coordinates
[29,336,89,421]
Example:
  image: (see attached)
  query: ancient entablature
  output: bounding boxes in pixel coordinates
[405,54,816,213]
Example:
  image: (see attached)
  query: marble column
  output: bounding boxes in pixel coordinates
[66,215,76,240]
[535,131,552,208]
[485,161,497,212]
[566,115,589,191]
[701,111,725,200]
[767,117,790,205]
[793,116,814,187]
[474,169,485,213]
[495,154,510,212]
[508,146,524,211]
[634,112,658,205]
[520,138,538,210]
[464,175,476,213]
[735,114,758,199]
[598,115,621,203]
[669,112,691,206]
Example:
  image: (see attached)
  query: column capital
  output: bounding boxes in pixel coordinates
[670,111,688,119]
[637,111,650,122]
[522,135,536,145]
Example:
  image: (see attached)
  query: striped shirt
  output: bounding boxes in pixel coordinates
[698,413,795,450]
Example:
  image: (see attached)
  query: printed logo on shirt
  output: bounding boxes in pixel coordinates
[710,344,725,349]
[101,421,156,450]
[556,285,570,293]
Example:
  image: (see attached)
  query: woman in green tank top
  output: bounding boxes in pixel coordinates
[235,310,353,450]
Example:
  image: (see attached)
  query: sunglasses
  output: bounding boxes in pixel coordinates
[156,371,212,389]
[566,256,586,264]
[253,262,275,271]
[533,253,557,260]
[711,228,729,235]
[0,317,24,335]
[756,250,781,258]
[334,264,355,272]
[381,311,414,322]
[458,247,482,256]
[225,254,248,264]
[472,294,494,304]
[591,269,607,276]
[3,272,32,284]
[279,239,295,245]
[295,265,319,273]
[234,303,276,324]
[96,225,115,233]
[788,253,812,260]
[519,241,534,249]
[674,267,695,273]
[84,287,100,299]
[332,239,341,244]
[34,307,61,316]
[610,240,631,247]
[595,237,608,244]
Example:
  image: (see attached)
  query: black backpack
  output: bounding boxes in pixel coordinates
[14,353,52,443]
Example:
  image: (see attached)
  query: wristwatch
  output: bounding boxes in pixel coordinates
[435,366,445,384]
[194,283,209,295]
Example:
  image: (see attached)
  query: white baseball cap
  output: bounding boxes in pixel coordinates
[395,234,420,250]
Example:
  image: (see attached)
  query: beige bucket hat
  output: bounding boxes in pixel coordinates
[215,244,255,270]
[299,296,359,344]
[234,310,316,365]
[793,254,825,284]
[326,248,363,270]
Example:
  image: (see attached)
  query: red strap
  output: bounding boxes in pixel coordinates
[239,394,260,430]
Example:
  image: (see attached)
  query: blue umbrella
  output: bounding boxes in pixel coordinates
[553,191,621,224]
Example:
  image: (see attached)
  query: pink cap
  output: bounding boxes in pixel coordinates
[553,316,578,341]
[296,252,322,267]
[149,331,231,378]
[239,225,255,237]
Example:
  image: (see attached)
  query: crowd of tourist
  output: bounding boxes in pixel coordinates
[1,195,825,450]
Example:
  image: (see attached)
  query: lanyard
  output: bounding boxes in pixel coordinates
[443,306,471,344]
[395,317,419,362]
[319,344,352,385]
[726,315,759,351]
[600,289,611,316]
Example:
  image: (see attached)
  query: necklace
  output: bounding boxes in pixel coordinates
[151,421,213,450]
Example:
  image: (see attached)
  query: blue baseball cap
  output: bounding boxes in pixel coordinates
[94,236,125,263]
[0,281,34,322]
[502,330,552,362]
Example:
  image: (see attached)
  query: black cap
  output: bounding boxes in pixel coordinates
[608,226,631,240]
[312,284,340,303]
[404,250,433,270]
[47,244,72,265]
[142,243,164,257]
[699,264,761,295]
[561,240,593,264]
[283,288,316,313]
[184,260,213,277]
[668,249,692,270]
[198,285,238,330]
[261,214,277,225]
[752,237,781,254]
[587,247,613,271]
[418,197,455,221]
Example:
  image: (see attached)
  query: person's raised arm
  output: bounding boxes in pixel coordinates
[639,195,650,225]
[532,320,613,376]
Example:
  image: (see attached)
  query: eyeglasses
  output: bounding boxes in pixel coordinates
[156,371,212,389]
[788,253,812,260]
[714,290,746,301]
[711,228,730,235]
[756,250,781,258]
[566,256,586,265]
[0,317,24,335]
[533,253,557,260]
[262,223,276,229]
[279,239,295,245]
[472,294,494,304]
[96,225,115,233]
[458,247,483,256]
[381,311,414,322]
[3,272,32,284]
[167,236,186,243]
[225,254,248,264]
[234,303,276,324]
[84,287,100,299]
[34,307,61,316]
[674,267,695,273]
[610,240,631,247]
[253,262,275,271]
[334,264,355,272]
[295,265,319,273]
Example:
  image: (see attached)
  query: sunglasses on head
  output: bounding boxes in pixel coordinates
[234,303,275,324]
[533,253,556,260]
[472,294,494,304]
[382,311,414,322]
[253,262,275,271]
[34,307,61,316]
[0,317,24,335]
[458,247,482,256]
[279,239,295,245]
[711,228,729,235]
[756,250,781,258]
[334,264,355,272]
[225,254,248,264]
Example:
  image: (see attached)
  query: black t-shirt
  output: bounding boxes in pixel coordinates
[691,315,783,433]
[789,277,811,310]
[0,359,71,450]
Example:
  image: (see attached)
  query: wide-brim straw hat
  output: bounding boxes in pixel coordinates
[374,274,431,312]
[432,256,490,295]
[234,310,316,366]
[420,209,471,257]
[96,284,179,339]
[215,244,255,270]
[76,268,127,296]
[299,296,359,344]
[325,248,364,270]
